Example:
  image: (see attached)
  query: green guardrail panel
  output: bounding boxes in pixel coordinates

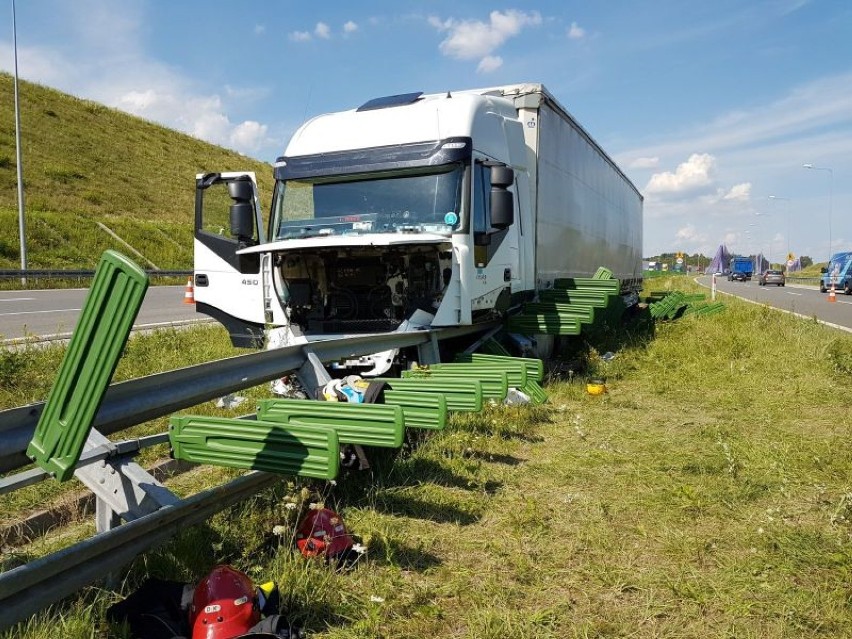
[257,399,404,448]
[521,303,595,323]
[416,362,527,390]
[169,415,339,479]
[450,355,548,404]
[593,267,614,280]
[403,368,508,401]
[382,390,448,430]
[508,315,581,336]
[375,377,483,413]
[455,353,544,382]
[554,277,620,290]
[26,250,149,482]
[480,338,512,356]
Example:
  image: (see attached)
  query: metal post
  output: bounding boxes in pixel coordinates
[12,0,28,286]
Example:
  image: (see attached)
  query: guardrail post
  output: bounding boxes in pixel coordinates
[296,348,333,398]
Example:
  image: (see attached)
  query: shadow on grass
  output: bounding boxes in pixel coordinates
[462,450,526,466]
[366,535,442,570]
[370,491,480,526]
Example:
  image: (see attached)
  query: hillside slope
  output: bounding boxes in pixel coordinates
[0,73,274,269]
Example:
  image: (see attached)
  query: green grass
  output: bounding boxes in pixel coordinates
[0,73,273,272]
[3,277,852,638]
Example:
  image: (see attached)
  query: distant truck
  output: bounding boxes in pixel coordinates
[820,251,852,295]
[192,83,643,372]
[728,256,753,281]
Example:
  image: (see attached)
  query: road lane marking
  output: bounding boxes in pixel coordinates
[786,292,802,296]
[0,298,37,302]
[0,308,82,317]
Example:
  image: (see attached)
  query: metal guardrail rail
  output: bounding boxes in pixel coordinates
[0,322,496,632]
[0,269,191,279]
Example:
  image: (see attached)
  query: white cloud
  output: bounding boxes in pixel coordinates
[477,55,503,73]
[343,21,358,34]
[254,24,266,35]
[289,31,312,42]
[315,22,331,39]
[630,156,659,169]
[429,10,542,69]
[645,153,716,195]
[567,21,586,40]
[230,121,269,153]
[675,225,706,243]
[723,183,751,201]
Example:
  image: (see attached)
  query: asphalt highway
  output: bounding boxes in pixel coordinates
[695,275,852,333]
[0,285,207,344]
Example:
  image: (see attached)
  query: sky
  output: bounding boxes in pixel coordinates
[1,0,851,261]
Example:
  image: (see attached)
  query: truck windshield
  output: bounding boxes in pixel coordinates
[270,164,464,240]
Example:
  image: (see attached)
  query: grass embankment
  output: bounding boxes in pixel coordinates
[3,277,852,638]
[0,73,273,274]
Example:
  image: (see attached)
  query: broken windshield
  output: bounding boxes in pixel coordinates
[271,164,464,240]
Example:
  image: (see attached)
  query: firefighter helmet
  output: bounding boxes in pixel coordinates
[190,565,261,639]
[295,507,354,558]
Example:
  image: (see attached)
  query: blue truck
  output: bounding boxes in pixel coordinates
[728,256,754,282]
[820,251,852,295]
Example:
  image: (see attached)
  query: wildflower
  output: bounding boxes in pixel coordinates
[370,596,385,603]
[272,525,287,536]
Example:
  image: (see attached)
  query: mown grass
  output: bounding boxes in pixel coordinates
[3,277,852,638]
[0,73,273,273]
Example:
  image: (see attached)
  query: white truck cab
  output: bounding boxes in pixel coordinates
[194,90,528,374]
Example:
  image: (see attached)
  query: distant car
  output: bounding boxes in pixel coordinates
[758,269,785,286]
[730,271,747,282]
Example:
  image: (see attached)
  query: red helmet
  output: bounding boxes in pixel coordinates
[190,565,260,639]
[296,507,354,558]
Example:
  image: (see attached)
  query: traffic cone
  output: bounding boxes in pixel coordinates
[828,284,836,303]
[183,278,195,304]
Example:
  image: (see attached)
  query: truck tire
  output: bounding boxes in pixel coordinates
[845,281,852,295]
[820,282,827,293]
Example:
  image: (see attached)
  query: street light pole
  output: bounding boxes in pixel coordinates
[803,163,833,260]
[12,0,28,285]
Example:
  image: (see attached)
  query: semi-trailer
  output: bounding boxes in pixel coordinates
[192,83,643,373]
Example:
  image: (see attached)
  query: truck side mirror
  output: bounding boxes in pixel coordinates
[491,166,514,188]
[228,180,254,202]
[490,165,514,229]
[230,202,255,241]
[228,179,256,244]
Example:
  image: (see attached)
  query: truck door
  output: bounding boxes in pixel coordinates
[468,159,520,312]
[194,172,268,347]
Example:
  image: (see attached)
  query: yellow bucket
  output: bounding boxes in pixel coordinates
[586,380,607,395]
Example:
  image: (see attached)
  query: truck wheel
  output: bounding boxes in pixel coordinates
[845,282,852,295]
[820,283,827,293]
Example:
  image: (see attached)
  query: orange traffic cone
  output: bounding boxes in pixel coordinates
[183,278,195,304]
[828,284,836,303]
